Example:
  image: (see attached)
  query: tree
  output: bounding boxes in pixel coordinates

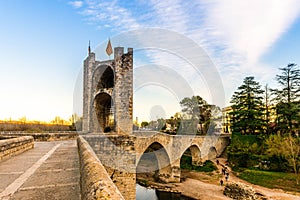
[230,76,265,135]
[264,84,272,134]
[180,96,201,119]
[69,114,82,131]
[19,116,27,124]
[141,121,149,128]
[180,95,219,134]
[271,63,300,133]
[51,116,64,125]
[173,112,181,120]
[266,134,300,184]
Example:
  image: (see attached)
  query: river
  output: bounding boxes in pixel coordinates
[136,184,196,200]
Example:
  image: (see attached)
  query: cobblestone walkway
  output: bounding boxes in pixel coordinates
[0,140,80,200]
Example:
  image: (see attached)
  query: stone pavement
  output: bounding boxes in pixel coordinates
[0,140,80,200]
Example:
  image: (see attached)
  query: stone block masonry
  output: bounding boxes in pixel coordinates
[0,136,34,161]
[113,47,133,134]
[77,136,125,200]
[82,134,136,200]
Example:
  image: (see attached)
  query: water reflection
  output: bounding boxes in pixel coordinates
[136,184,196,200]
[136,184,158,200]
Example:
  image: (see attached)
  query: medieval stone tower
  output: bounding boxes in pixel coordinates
[82,45,133,134]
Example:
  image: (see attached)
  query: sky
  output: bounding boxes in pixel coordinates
[0,0,300,122]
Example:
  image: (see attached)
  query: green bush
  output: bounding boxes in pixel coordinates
[228,152,261,168]
[228,133,293,173]
[268,155,290,172]
[180,155,217,172]
[198,160,218,172]
[137,179,149,187]
[227,133,268,170]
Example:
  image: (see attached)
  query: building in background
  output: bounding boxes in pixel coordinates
[222,106,232,134]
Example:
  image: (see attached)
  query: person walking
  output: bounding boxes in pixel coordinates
[225,173,229,181]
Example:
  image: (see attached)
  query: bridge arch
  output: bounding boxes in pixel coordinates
[208,146,217,160]
[94,92,114,132]
[180,144,202,167]
[136,142,172,183]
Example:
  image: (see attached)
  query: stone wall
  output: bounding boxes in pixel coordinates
[0,136,34,161]
[77,136,125,200]
[0,132,78,141]
[82,134,136,200]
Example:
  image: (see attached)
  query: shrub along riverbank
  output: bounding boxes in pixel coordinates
[180,155,217,172]
[227,132,300,192]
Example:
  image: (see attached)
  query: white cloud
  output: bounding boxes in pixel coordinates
[70,0,300,106]
[148,0,189,33]
[79,0,140,31]
[202,0,300,64]
[69,1,83,9]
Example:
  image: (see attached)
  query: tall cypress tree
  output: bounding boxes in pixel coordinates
[264,84,272,134]
[230,76,265,135]
[271,63,300,133]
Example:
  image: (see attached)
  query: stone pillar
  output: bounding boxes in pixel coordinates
[190,146,202,166]
[83,52,95,133]
[169,159,181,183]
[157,160,181,183]
[113,47,133,134]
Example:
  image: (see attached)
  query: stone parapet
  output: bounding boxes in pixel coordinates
[77,136,125,200]
[0,132,78,141]
[0,136,34,161]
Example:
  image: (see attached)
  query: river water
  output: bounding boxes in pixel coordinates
[136,184,196,200]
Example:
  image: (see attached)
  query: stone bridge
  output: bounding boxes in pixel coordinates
[0,131,230,200]
[82,131,230,199]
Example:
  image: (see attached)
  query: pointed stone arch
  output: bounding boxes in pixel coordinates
[180,144,202,166]
[92,65,114,93]
[94,92,114,132]
[136,142,172,183]
[96,65,114,91]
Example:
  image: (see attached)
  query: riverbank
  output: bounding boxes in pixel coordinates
[216,158,300,200]
[137,164,300,200]
[137,170,230,200]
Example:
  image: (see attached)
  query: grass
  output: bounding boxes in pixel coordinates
[180,155,217,172]
[238,169,300,193]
